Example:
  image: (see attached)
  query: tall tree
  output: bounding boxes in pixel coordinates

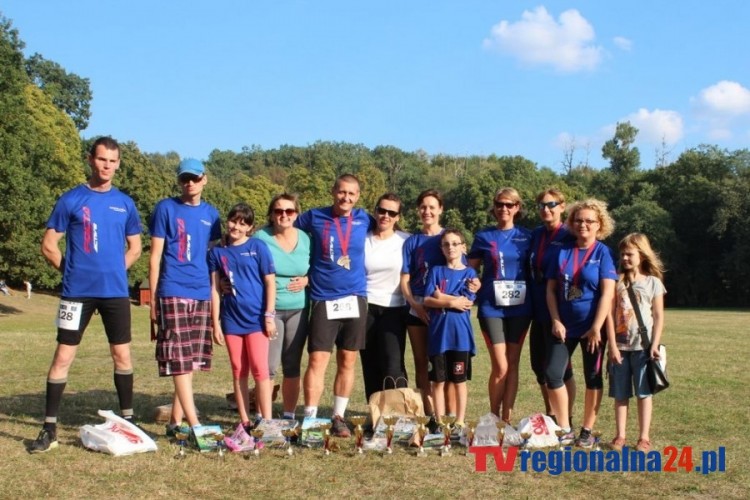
[25,53,92,130]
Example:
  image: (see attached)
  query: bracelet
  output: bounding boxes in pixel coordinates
[264,311,276,318]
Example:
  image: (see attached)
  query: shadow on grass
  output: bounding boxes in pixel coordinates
[0,303,22,315]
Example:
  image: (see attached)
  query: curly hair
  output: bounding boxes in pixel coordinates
[567,198,615,240]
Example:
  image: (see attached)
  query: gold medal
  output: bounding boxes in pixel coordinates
[567,286,583,301]
[337,255,351,270]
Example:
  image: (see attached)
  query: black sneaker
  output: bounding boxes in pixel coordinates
[576,428,594,448]
[330,415,351,438]
[427,416,440,435]
[29,428,58,454]
[165,423,190,438]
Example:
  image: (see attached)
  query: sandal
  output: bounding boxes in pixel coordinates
[636,439,651,452]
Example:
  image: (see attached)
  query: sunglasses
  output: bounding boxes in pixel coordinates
[273,208,297,216]
[494,201,518,209]
[178,174,204,184]
[538,201,562,210]
[573,218,599,225]
[375,206,399,217]
[441,241,464,248]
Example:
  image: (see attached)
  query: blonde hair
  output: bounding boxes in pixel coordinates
[567,198,615,240]
[535,188,566,204]
[490,187,523,220]
[618,233,665,283]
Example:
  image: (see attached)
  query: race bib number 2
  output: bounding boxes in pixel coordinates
[326,295,360,320]
[57,300,83,331]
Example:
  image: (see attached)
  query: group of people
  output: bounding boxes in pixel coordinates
[29,136,666,456]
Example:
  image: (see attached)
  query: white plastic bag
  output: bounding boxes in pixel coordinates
[79,410,157,456]
[506,413,561,448]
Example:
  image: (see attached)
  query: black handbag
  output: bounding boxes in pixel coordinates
[626,284,670,394]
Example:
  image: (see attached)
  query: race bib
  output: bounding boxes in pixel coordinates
[326,295,360,320]
[57,300,83,330]
[493,280,527,307]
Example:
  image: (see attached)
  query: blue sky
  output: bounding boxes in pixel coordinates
[4,1,749,171]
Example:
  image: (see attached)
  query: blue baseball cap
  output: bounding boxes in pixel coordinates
[177,158,205,176]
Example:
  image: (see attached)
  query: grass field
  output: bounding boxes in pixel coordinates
[1,291,748,498]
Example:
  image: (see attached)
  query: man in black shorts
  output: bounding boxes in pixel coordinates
[29,137,143,453]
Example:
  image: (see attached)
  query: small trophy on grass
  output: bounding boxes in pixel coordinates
[592,430,602,451]
[415,415,430,457]
[213,433,226,460]
[320,422,333,456]
[465,419,478,455]
[174,431,189,459]
[382,415,399,455]
[496,421,505,447]
[251,429,264,457]
[350,415,367,455]
[520,431,532,449]
[439,415,455,456]
[281,428,298,457]
[555,429,566,450]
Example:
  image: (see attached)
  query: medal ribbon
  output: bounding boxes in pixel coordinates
[333,214,352,258]
[535,223,562,272]
[572,242,598,288]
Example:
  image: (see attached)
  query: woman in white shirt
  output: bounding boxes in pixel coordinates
[361,193,410,401]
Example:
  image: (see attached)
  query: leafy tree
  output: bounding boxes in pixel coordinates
[25,53,92,130]
[230,174,285,223]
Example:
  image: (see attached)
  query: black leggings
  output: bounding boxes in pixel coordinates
[529,320,573,385]
[360,304,408,401]
[545,331,605,390]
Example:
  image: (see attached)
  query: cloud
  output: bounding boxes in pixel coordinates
[613,36,632,51]
[692,80,750,117]
[483,6,603,72]
[623,108,684,145]
[691,81,750,140]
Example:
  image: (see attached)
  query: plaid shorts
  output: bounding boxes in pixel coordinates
[155,297,213,377]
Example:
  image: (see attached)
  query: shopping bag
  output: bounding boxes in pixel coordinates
[79,410,157,456]
[368,377,424,425]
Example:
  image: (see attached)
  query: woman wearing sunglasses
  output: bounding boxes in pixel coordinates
[360,193,410,402]
[545,198,617,447]
[253,193,311,420]
[468,187,532,425]
[529,189,577,427]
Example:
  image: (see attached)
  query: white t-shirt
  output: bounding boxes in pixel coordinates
[365,230,410,307]
[614,275,667,351]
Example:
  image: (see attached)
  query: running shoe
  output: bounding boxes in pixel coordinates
[575,428,595,448]
[330,415,351,438]
[29,428,58,454]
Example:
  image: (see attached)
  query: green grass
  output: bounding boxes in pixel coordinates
[1,293,748,498]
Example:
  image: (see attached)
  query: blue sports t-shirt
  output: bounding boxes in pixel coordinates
[424,265,477,356]
[253,227,310,311]
[401,231,446,297]
[149,197,221,300]
[468,226,532,319]
[295,207,373,301]
[46,184,142,298]
[208,239,276,335]
[528,224,575,322]
[544,241,618,338]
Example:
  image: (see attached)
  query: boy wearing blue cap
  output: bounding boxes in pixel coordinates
[149,159,222,439]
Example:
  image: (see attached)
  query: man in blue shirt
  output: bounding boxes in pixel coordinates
[30,137,143,453]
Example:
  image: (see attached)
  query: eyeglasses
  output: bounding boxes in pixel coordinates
[538,201,562,210]
[494,201,518,209]
[441,242,464,248]
[273,208,297,216]
[573,218,599,226]
[375,206,399,217]
[178,174,204,184]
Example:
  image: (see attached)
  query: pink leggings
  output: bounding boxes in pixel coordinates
[225,333,270,381]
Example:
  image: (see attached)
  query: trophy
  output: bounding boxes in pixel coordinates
[251,429,264,457]
[592,430,602,451]
[555,429,566,450]
[439,416,455,456]
[520,431,532,449]
[319,422,333,456]
[350,416,367,455]
[415,415,430,457]
[495,421,505,447]
[465,419,478,455]
[382,415,399,455]
[281,428,298,457]
[213,433,226,460]
[174,431,189,459]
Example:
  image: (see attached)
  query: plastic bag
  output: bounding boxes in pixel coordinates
[79,410,157,456]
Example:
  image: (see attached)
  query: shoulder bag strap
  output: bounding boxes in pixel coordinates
[626,283,652,350]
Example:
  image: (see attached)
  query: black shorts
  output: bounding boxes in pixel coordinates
[307,296,368,352]
[429,350,472,383]
[56,297,131,346]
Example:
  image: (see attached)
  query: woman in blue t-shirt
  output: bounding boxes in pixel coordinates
[468,187,532,425]
[545,199,617,448]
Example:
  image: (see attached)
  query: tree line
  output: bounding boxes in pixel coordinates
[1,14,748,307]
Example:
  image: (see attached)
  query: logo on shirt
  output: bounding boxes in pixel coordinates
[109,206,126,213]
[82,206,98,254]
[177,218,191,262]
[200,219,212,226]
